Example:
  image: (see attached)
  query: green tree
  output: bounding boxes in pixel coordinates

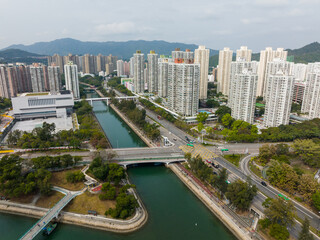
[269,223,290,240]
[298,218,314,240]
[214,168,228,195]
[225,179,257,211]
[264,197,296,227]
[221,114,233,128]
[312,191,320,211]
[196,112,209,123]
[206,99,220,108]
[215,106,231,122]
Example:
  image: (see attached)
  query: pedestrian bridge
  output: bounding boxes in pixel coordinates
[19,187,84,240]
[81,96,138,105]
[115,155,185,168]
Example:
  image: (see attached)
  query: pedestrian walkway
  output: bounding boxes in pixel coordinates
[179,144,219,160]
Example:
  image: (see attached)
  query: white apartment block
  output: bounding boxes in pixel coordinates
[48,66,61,94]
[236,46,252,61]
[228,69,258,124]
[29,67,45,93]
[147,51,158,93]
[217,47,233,95]
[117,60,124,77]
[301,72,320,119]
[133,51,145,94]
[264,72,294,127]
[294,63,307,81]
[264,59,294,100]
[167,63,200,116]
[257,47,288,97]
[64,61,80,99]
[195,45,210,100]
[129,57,134,78]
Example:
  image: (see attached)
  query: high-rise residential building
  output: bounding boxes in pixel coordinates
[217,47,233,95]
[117,60,124,77]
[133,51,145,93]
[293,81,306,103]
[0,66,18,98]
[264,71,294,127]
[64,61,80,99]
[236,46,252,61]
[172,48,184,61]
[294,63,307,81]
[167,62,200,116]
[264,59,294,100]
[228,69,258,124]
[257,47,288,97]
[306,62,320,76]
[29,66,45,92]
[16,65,32,93]
[195,45,210,100]
[42,65,49,91]
[158,57,173,98]
[301,72,320,119]
[123,61,130,76]
[229,60,259,84]
[48,54,64,73]
[147,50,158,93]
[129,57,135,78]
[48,66,61,94]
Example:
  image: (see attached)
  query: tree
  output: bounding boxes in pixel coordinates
[214,168,228,195]
[312,191,320,211]
[215,106,231,122]
[197,122,204,133]
[206,99,220,108]
[221,114,233,128]
[298,218,314,240]
[225,179,257,211]
[269,223,290,240]
[196,112,209,123]
[264,197,296,227]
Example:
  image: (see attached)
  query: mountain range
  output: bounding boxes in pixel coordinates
[1,39,320,67]
[2,38,219,59]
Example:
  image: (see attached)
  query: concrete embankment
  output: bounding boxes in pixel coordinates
[109,104,155,148]
[169,164,254,240]
[0,198,147,233]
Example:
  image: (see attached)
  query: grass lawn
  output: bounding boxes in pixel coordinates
[35,191,65,208]
[50,168,85,191]
[223,154,243,167]
[249,161,263,178]
[64,191,116,216]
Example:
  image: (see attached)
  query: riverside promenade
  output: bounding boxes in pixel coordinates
[169,163,263,240]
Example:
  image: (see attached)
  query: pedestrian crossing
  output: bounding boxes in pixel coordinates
[179,144,219,160]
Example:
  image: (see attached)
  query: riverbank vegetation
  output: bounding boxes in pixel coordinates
[185,154,257,211]
[259,197,296,240]
[112,99,160,141]
[107,77,134,96]
[253,141,320,211]
[7,100,109,149]
[88,157,139,219]
[139,98,191,133]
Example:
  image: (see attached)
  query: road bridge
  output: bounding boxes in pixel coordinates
[78,96,138,105]
[19,187,84,240]
[115,156,185,168]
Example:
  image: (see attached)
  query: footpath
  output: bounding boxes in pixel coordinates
[169,163,264,240]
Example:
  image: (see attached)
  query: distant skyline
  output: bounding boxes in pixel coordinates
[1,0,319,51]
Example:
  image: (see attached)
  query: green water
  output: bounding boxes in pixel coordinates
[86,91,146,148]
[0,166,235,240]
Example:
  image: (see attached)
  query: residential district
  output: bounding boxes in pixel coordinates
[0,45,319,240]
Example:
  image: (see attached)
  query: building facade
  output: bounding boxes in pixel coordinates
[264,72,294,127]
[64,62,80,99]
[236,46,252,61]
[301,72,320,119]
[48,66,61,94]
[147,51,158,93]
[217,47,233,95]
[133,51,145,94]
[195,45,210,100]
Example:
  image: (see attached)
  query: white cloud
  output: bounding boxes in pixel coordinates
[253,0,289,7]
[94,22,136,35]
[241,18,266,25]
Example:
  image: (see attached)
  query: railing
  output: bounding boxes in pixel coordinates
[115,156,185,162]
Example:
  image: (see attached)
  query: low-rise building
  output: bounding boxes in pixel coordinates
[12,91,74,120]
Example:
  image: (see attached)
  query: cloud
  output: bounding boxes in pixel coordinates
[253,0,289,7]
[241,18,266,25]
[94,22,137,35]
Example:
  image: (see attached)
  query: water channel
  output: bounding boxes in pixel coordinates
[0,91,235,240]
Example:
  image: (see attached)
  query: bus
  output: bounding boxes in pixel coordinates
[187,144,194,147]
[221,149,229,152]
[278,194,289,201]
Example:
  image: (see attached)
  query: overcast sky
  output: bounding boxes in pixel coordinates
[0,0,319,52]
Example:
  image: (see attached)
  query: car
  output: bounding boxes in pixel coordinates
[212,171,218,175]
[261,181,267,187]
[173,138,177,141]
[206,160,212,164]
[214,164,220,169]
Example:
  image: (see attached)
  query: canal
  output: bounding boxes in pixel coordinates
[0,90,235,240]
[0,166,235,240]
[86,91,147,148]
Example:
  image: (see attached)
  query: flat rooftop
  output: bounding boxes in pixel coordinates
[11,117,73,133]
